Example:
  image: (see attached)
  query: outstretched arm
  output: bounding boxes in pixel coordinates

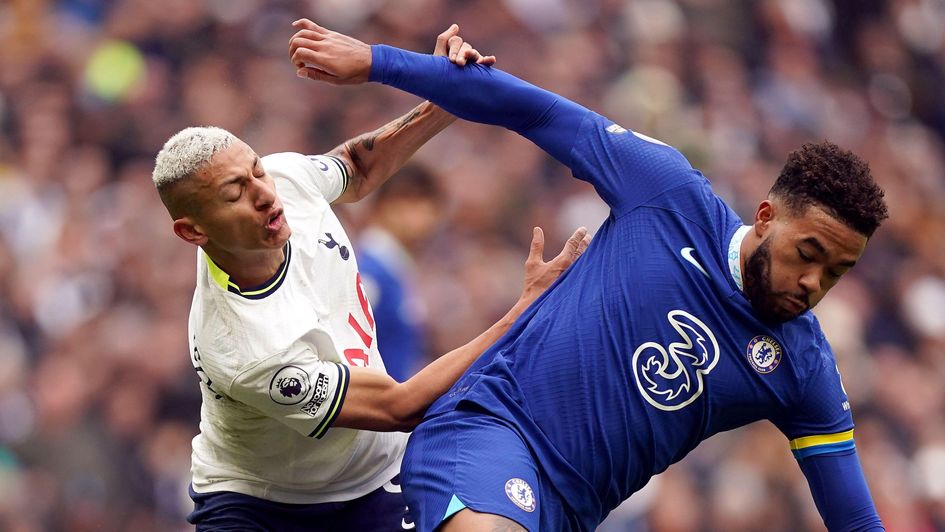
[290,19,588,169]
[321,25,495,203]
[327,101,452,203]
[290,19,697,213]
[799,450,884,531]
[337,226,590,431]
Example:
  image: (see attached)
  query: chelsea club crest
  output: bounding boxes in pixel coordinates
[504,478,536,512]
[747,335,782,374]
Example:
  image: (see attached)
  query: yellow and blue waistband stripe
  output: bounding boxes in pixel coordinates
[790,429,855,460]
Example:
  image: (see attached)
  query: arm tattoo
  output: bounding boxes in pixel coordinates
[353,105,423,153]
[337,157,354,179]
[343,104,424,176]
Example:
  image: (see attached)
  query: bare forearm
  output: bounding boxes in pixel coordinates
[334,225,588,433]
[330,101,454,203]
[396,298,529,426]
[336,298,527,432]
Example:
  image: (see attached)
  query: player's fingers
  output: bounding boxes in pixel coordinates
[289,30,325,60]
[455,42,474,66]
[290,29,325,43]
[554,227,588,267]
[289,37,322,65]
[476,54,497,66]
[292,18,327,34]
[447,35,464,61]
[296,66,336,82]
[577,233,591,255]
[461,45,484,65]
[434,24,459,56]
[526,227,545,266]
[291,48,330,74]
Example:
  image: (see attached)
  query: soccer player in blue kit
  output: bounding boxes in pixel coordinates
[289,20,888,532]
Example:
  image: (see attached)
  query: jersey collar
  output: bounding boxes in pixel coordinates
[727,225,751,292]
[205,242,292,300]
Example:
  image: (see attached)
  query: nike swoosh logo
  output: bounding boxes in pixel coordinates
[680,247,710,278]
[402,518,415,530]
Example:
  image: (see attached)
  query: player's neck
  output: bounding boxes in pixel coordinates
[203,245,286,288]
[739,227,761,292]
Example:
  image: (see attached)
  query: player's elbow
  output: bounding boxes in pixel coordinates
[381,384,424,431]
[339,370,425,431]
[345,384,421,432]
[350,180,372,202]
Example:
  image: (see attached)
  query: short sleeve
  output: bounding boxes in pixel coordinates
[569,113,702,215]
[229,346,351,439]
[262,152,350,204]
[774,340,855,461]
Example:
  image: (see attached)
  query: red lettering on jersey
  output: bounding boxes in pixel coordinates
[344,273,376,366]
[344,348,370,367]
[355,273,375,330]
[348,313,373,348]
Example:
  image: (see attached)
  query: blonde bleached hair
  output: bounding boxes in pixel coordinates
[152,126,239,218]
[152,126,238,189]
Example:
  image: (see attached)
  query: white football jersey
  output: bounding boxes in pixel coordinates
[188,152,407,504]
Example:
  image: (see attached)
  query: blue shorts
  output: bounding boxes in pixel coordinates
[401,408,569,531]
[187,474,414,531]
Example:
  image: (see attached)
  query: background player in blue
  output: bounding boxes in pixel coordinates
[358,165,442,382]
[289,20,888,532]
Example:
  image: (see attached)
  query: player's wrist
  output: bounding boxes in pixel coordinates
[368,44,391,84]
[501,299,530,327]
[422,101,457,126]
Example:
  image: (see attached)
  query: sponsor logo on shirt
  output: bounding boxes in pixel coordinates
[605,123,627,134]
[632,310,720,411]
[269,365,311,406]
[746,335,782,374]
[680,246,710,278]
[300,372,330,416]
[504,478,536,512]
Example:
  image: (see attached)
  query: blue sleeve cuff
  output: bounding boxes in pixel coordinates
[798,447,884,531]
[369,44,391,83]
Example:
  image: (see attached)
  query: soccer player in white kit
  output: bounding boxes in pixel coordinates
[150,28,589,531]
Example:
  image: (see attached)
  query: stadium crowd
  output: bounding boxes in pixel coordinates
[0,0,943,530]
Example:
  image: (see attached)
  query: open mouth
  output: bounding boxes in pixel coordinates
[266,209,284,232]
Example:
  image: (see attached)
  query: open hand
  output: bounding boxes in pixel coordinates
[519,226,590,304]
[290,19,372,84]
[290,19,497,84]
[433,24,496,66]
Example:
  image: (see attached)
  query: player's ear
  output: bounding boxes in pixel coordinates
[174,217,208,246]
[753,199,776,237]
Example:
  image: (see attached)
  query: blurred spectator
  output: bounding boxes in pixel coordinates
[357,164,442,382]
[0,0,943,529]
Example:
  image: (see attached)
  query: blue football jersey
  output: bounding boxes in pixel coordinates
[425,113,854,528]
[357,228,426,383]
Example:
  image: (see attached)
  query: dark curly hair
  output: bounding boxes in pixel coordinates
[770,141,888,237]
